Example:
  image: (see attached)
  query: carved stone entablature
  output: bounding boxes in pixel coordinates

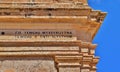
[0,40,98,72]
[0,0,88,4]
[89,10,106,23]
[0,0,106,72]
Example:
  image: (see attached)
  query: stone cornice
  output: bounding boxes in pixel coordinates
[0,40,96,48]
[0,2,90,9]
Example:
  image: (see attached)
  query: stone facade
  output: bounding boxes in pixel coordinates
[0,0,106,72]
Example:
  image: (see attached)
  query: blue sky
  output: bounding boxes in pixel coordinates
[88,0,120,72]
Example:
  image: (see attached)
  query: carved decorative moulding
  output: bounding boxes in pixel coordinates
[0,0,106,72]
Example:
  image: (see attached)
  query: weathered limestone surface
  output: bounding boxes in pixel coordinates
[0,57,57,72]
[0,0,106,72]
[59,67,80,72]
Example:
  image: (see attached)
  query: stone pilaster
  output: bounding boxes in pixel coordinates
[55,54,82,72]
